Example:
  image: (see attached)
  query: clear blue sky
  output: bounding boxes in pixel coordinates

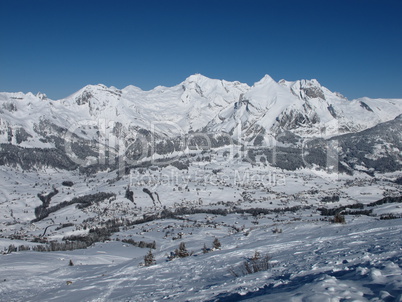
[1,0,401,100]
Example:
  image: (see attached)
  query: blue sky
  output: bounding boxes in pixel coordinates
[1,0,401,100]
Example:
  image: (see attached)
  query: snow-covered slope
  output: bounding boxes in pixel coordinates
[1,216,402,302]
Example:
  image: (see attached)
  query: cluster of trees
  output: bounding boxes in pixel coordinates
[367,196,402,207]
[166,242,192,261]
[203,238,221,253]
[170,160,190,170]
[121,238,156,249]
[229,251,272,277]
[336,123,402,173]
[380,213,402,220]
[165,205,306,220]
[318,203,364,216]
[125,186,134,203]
[165,207,229,217]
[233,206,303,216]
[143,249,156,266]
[321,195,340,203]
[0,143,78,170]
[55,223,75,231]
[3,240,90,254]
[37,187,59,208]
[62,226,118,246]
[332,213,346,224]
[62,181,74,187]
[144,238,222,267]
[318,196,402,220]
[33,192,116,222]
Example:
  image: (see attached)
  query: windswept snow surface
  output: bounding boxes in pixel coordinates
[0,216,401,301]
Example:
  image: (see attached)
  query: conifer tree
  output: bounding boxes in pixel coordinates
[144,249,156,266]
[202,243,209,254]
[213,238,221,250]
[175,242,190,258]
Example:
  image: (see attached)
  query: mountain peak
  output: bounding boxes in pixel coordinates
[277,79,327,101]
[81,83,109,91]
[254,74,276,86]
[185,73,211,83]
[299,79,321,88]
[36,92,48,100]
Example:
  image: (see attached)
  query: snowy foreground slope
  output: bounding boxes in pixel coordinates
[0,160,401,301]
[1,214,401,301]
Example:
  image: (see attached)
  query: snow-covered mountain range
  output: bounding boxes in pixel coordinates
[1,74,402,144]
[0,74,401,174]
